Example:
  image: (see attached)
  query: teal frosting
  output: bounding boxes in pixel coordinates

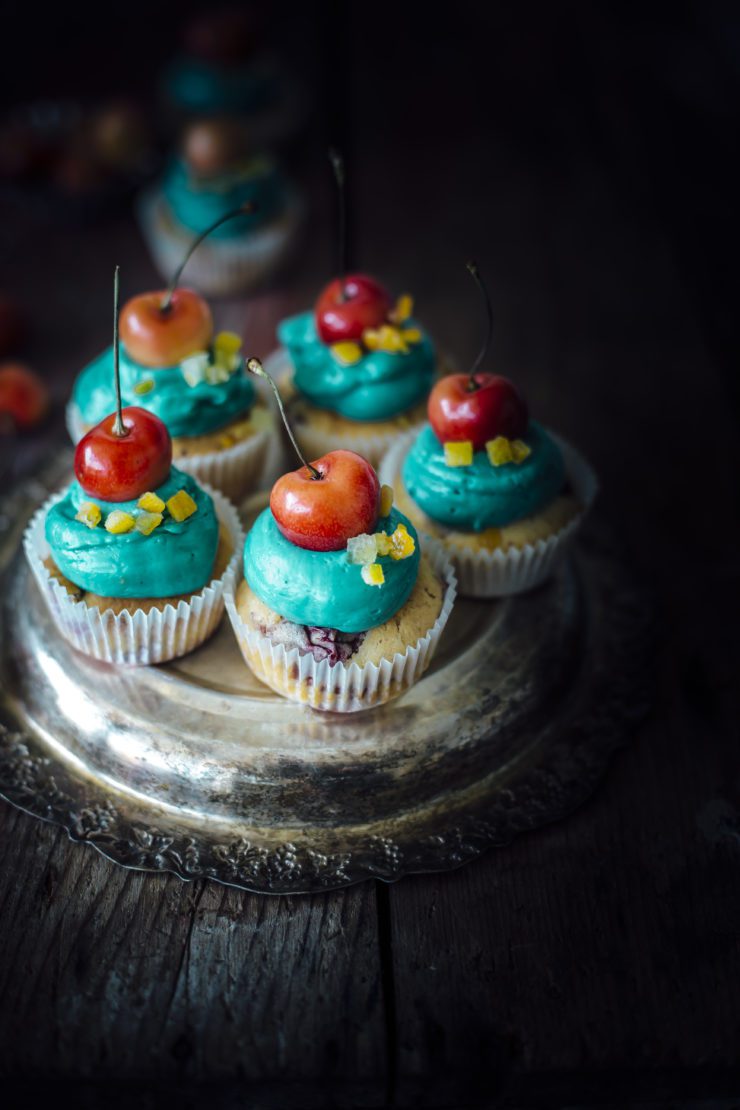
[402,422,565,531]
[45,468,220,599]
[163,56,275,115]
[72,346,255,439]
[278,311,436,422]
[162,157,282,238]
[244,507,420,634]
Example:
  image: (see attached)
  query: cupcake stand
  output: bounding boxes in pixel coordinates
[0,446,652,894]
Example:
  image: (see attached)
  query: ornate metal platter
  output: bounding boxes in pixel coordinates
[0,451,652,893]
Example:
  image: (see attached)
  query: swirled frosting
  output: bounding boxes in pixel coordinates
[163,56,275,115]
[46,469,220,599]
[278,312,436,422]
[402,422,565,531]
[72,346,255,439]
[162,156,282,237]
[244,506,420,633]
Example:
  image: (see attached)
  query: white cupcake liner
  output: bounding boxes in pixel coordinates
[24,484,245,666]
[263,347,433,469]
[223,542,457,714]
[137,186,304,298]
[379,430,598,599]
[66,401,273,504]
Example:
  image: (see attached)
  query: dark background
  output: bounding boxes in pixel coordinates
[1,2,739,1107]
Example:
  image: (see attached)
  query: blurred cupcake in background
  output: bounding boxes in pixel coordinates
[138,118,302,297]
[160,5,307,149]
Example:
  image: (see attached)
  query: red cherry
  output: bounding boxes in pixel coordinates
[74,407,172,502]
[428,373,529,452]
[270,449,380,552]
[0,362,49,430]
[314,274,392,345]
[119,289,213,369]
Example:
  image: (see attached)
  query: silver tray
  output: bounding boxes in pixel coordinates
[0,451,653,894]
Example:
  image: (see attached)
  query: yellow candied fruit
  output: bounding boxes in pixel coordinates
[181,352,209,387]
[379,484,394,517]
[135,511,163,536]
[401,327,422,345]
[133,378,155,395]
[486,436,518,467]
[361,563,385,587]
[389,522,415,561]
[389,293,413,324]
[375,531,392,557]
[364,324,408,353]
[214,331,242,356]
[511,439,532,463]
[137,491,165,513]
[330,341,363,366]
[75,501,101,529]
[444,440,474,467]
[105,510,135,534]
[166,489,198,522]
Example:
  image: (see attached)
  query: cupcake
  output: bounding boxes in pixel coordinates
[379,263,597,598]
[160,6,304,148]
[67,253,273,502]
[139,118,301,297]
[269,271,445,468]
[224,357,456,712]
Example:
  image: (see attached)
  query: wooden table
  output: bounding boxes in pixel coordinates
[1,6,738,1106]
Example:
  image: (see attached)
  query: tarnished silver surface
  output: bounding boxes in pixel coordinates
[0,450,653,893]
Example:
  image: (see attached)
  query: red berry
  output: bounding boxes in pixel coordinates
[270,449,380,551]
[119,289,213,369]
[0,362,49,430]
[74,407,172,502]
[428,373,528,451]
[314,274,392,345]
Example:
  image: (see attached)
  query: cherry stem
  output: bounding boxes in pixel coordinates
[246,357,321,480]
[329,148,348,299]
[160,201,257,313]
[112,265,127,438]
[466,259,493,389]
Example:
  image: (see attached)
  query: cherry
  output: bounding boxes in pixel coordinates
[183,118,249,178]
[428,373,528,451]
[315,274,392,345]
[74,407,172,502]
[119,288,213,369]
[270,449,380,552]
[0,362,49,430]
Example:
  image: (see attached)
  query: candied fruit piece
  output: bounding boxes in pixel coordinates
[389,293,413,324]
[167,489,198,522]
[375,531,392,556]
[331,341,362,366]
[133,378,154,395]
[206,363,231,385]
[75,501,101,529]
[347,533,378,565]
[137,491,165,513]
[443,440,473,467]
[401,327,422,345]
[214,331,242,356]
[181,352,209,387]
[389,523,415,560]
[379,484,394,517]
[135,510,163,536]
[511,439,532,463]
[486,437,514,466]
[105,510,135,534]
[361,563,385,587]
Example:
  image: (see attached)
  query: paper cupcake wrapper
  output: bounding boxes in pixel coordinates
[224,542,457,713]
[24,484,245,666]
[67,401,272,504]
[379,431,598,599]
[263,347,434,470]
[137,187,304,298]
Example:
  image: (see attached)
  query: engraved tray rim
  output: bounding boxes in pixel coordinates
[0,449,654,894]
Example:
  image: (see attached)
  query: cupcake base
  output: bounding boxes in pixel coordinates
[264,347,454,469]
[224,545,457,713]
[137,186,304,297]
[24,485,244,666]
[379,431,598,598]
